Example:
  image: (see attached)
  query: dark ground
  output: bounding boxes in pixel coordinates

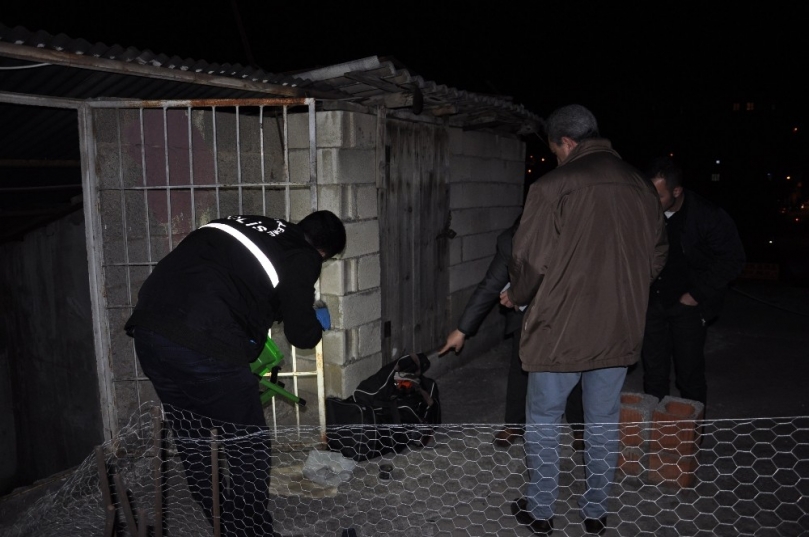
[1,279,807,536]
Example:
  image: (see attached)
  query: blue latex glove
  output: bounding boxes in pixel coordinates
[315,305,331,330]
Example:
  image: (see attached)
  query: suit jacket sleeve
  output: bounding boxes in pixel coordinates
[509,182,553,306]
[687,206,746,304]
[277,250,324,349]
[456,226,514,335]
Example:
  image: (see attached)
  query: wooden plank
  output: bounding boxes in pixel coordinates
[380,119,450,360]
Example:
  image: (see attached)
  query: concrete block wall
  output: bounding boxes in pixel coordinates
[286,110,383,397]
[442,128,525,366]
[280,112,528,396]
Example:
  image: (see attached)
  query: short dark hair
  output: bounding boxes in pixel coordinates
[299,210,346,258]
[545,104,600,144]
[645,156,683,191]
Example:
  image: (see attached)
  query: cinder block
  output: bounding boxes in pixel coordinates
[449,182,522,210]
[288,110,376,150]
[448,126,464,156]
[451,207,522,237]
[647,451,699,489]
[288,149,310,184]
[319,148,376,185]
[449,257,492,294]
[619,392,658,448]
[357,320,382,357]
[617,446,647,477]
[651,396,705,456]
[341,220,380,259]
[357,254,380,291]
[461,230,501,262]
[447,154,472,183]
[355,184,378,219]
[319,258,352,296]
[462,131,498,158]
[325,353,383,398]
[335,289,381,330]
[317,184,348,219]
[322,328,350,366]
[499,135,525,162]
[345,111,377,149]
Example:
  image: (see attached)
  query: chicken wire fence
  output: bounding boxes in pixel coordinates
[7,403,809,537]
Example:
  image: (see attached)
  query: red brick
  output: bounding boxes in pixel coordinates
[650,396,705,456]
[617,446,646,477]
[619,392,657,449]
[647,451,699,488]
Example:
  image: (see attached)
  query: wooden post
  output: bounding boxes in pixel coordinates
[112,471,139,536]
[95,446,117,537]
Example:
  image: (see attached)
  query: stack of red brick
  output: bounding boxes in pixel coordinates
[617,393,705,488]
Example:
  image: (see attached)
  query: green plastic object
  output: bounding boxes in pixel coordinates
[250,338,306,407]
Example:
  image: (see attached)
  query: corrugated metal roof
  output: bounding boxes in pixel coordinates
[293,56,542,135]
[0,22,541,243]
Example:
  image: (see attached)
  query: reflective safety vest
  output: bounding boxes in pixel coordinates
[201,222,280,287]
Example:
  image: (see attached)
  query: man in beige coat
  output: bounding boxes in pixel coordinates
[502,104,667,535]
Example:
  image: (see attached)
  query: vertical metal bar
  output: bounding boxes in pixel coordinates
[213,107,221,219]
[115,108,140,411]
[151,406,164,537]
[259,105,267,216]
[236,105,243,214]
[211,428,221,537]
[316,340,326,441]
[306,98,327,439]
[162,107,173,251]
[268,327,279,437]
[291,345,301,430]
[140,108,154,269]
[308,98,317,212]
[188,106,196,228]
[80,104,115,440]
[283,105,290,220]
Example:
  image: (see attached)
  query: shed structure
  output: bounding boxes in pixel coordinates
[0,23,541,493]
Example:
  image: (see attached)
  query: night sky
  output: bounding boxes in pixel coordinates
[3,2,809,275]
[4,2,808,112]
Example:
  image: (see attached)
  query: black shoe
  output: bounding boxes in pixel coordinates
[583,516,607,535]
[494,427,524,448]
[511,498,554,535]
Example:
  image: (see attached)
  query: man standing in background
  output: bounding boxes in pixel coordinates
[641,156,745,412]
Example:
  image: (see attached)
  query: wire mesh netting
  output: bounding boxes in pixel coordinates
[7,403,809,537]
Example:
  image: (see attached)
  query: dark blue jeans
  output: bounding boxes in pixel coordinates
[641,300,708,406]
[133,327,273,536]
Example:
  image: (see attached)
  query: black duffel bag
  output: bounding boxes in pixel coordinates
[326,353,440,461]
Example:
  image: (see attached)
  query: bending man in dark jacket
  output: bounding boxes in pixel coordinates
[126,210,346,536]
[438,216,583,448]
[642,157,745,411]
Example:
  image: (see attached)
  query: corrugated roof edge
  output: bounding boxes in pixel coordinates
[0,22,332,92]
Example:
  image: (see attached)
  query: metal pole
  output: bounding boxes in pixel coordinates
[151,406,164,537]
[211,428,221,537]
